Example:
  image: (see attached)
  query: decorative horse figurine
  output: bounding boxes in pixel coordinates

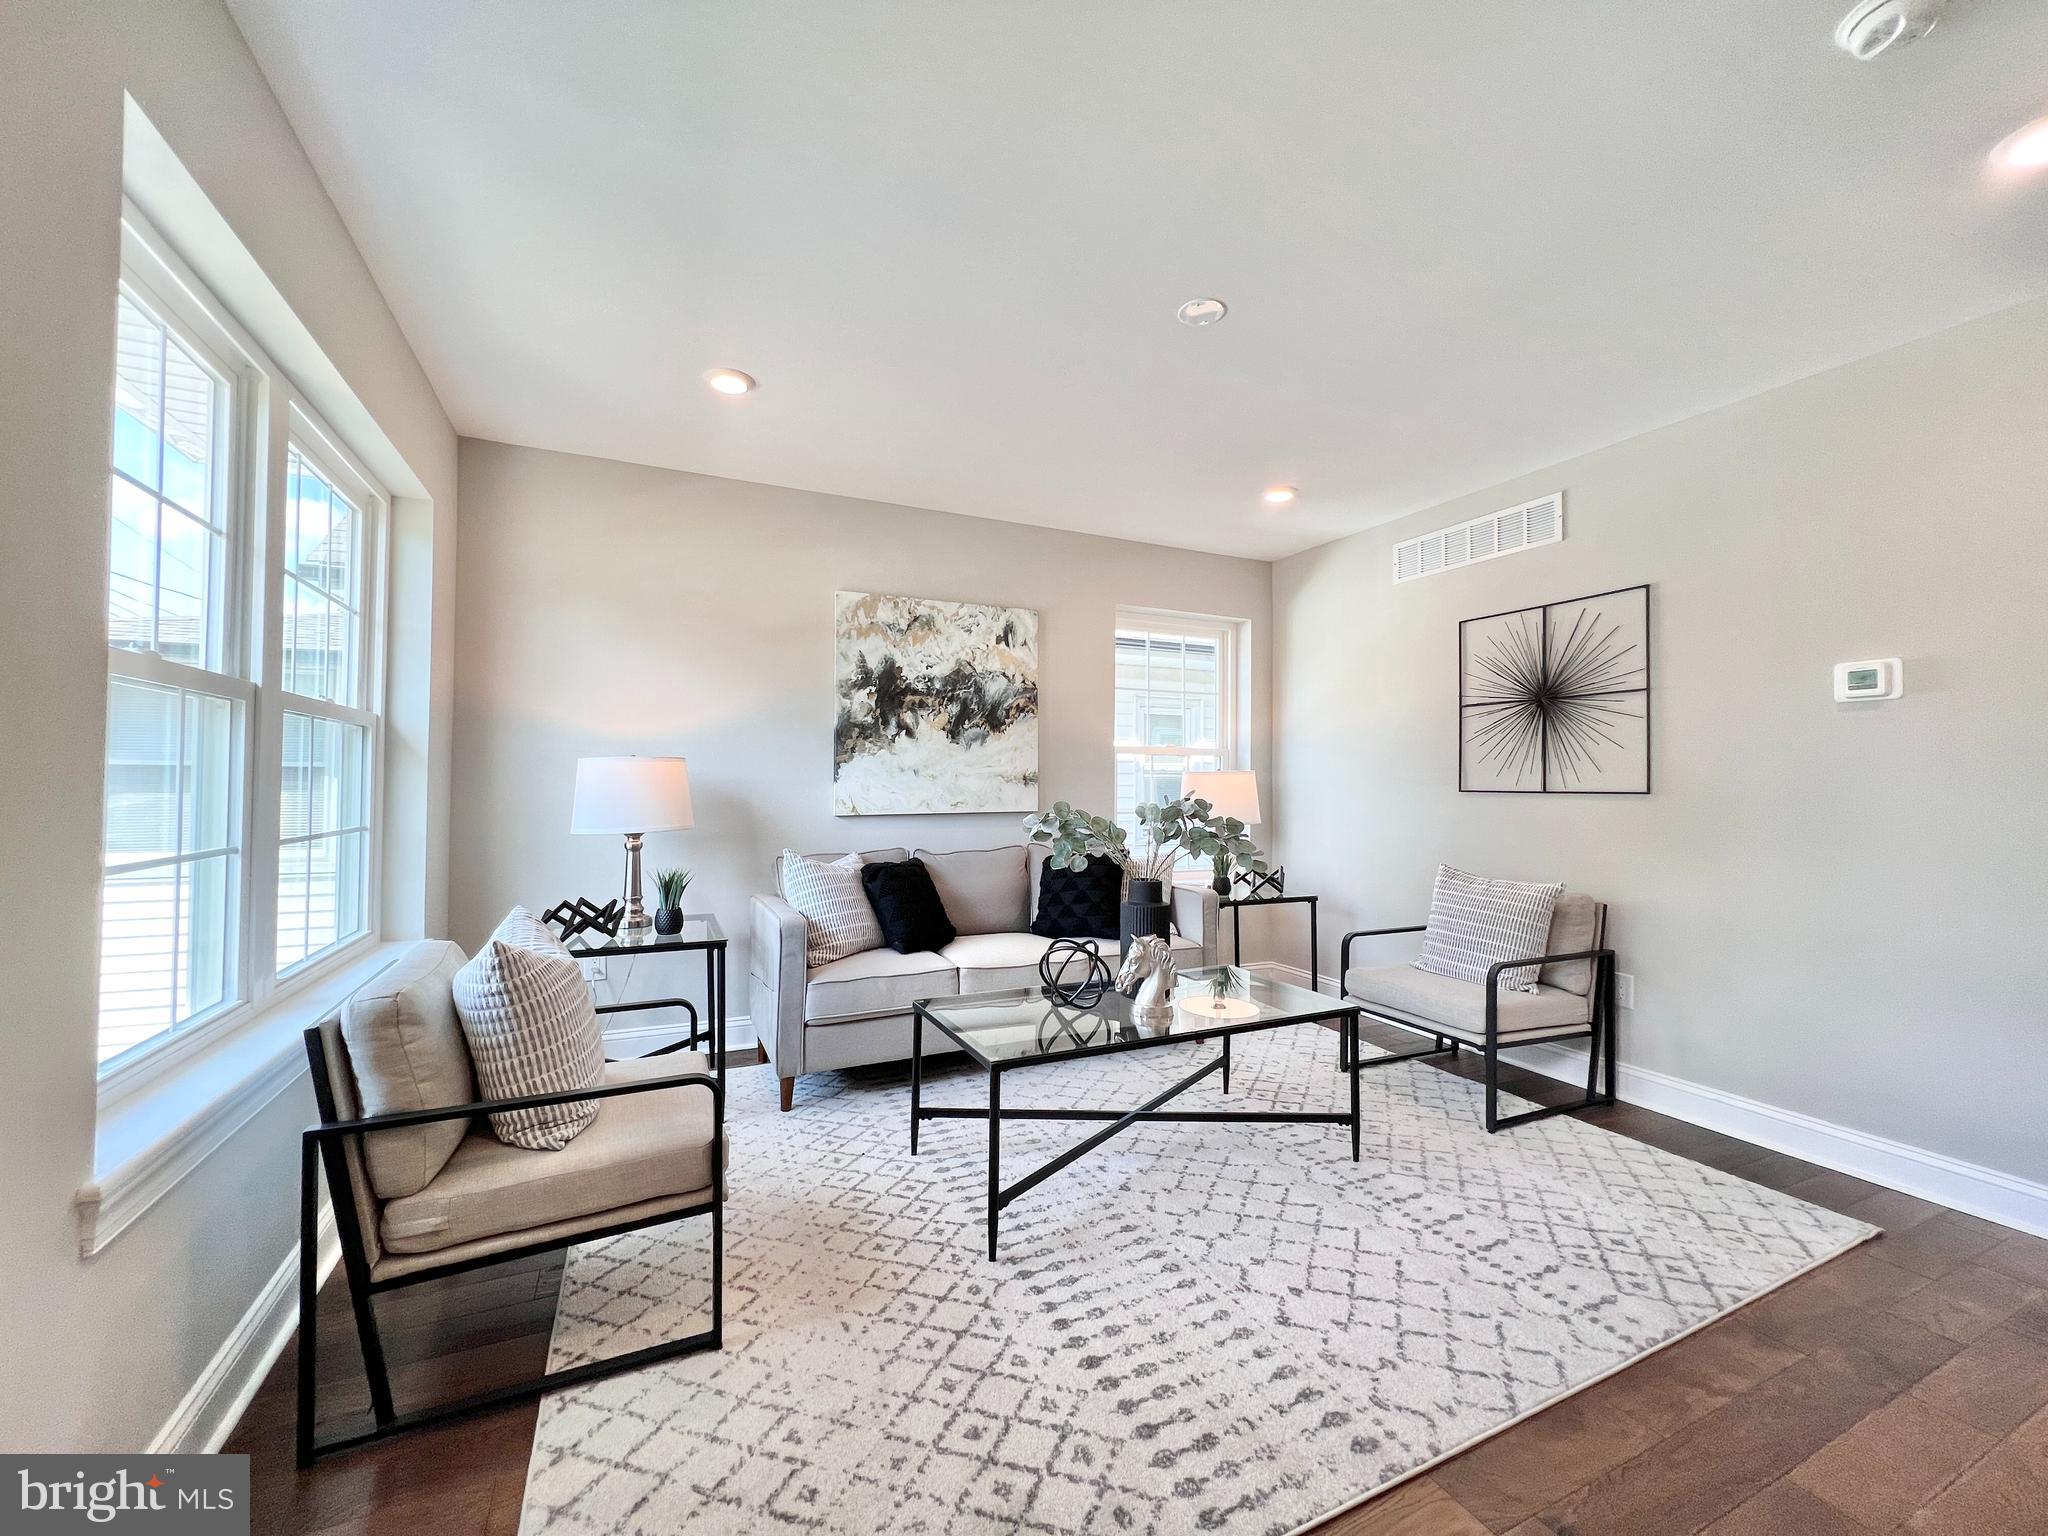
[1116,935,1178,1030]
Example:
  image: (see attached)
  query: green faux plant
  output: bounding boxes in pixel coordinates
[1023,798,1267,885]
[652,867,693,909]
[1021,802,1130,874]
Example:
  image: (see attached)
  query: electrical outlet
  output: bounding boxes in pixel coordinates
[1614,972,1635,1010]
[579,958,608,985]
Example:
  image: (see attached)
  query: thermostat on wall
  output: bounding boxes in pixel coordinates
[1833,658,1903,701]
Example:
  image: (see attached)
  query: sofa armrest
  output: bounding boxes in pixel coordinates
[750,893,808,1075]
[1171,883,1219,966]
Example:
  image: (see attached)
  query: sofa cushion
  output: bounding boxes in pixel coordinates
[1031,854,1123,940]
[1413,865,1563,994]
[452,933,606,1151]
[941,932,1070,994]
[861,858,957,954]
[339,939,475,1200]
[378,1053,717,1256]
[1539,892,1604,997]
[915,846,1029,935]
[1345,963,1592,1043]
[780,850,884,968]
[806,946,959,1022]
[943,931,1201,995]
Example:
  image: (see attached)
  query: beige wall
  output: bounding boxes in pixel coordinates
[1273,296,2048,1186]
[0,0,456,1451]
[450,440,1273,1010]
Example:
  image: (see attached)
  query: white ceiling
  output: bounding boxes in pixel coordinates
[225,0,2048,560]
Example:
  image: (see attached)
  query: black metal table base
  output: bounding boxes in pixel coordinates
[912,1011,1360,1260]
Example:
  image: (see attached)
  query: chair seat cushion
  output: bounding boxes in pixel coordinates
[1344,963,1593,1043]
[941,931,1199,994]
[806,946,959,1022]
[378,1053,718,1256]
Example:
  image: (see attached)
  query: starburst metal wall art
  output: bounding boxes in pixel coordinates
[1458,584,1650,794]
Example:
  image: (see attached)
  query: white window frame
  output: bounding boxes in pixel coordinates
[97,203,389,1104]
[1112,607,1247,864]
[268,407,387,982]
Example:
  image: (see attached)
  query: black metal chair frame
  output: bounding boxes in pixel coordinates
[297,996,722,1465]
[1339,919,1617,1133]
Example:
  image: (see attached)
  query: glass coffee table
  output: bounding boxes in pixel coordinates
[910,967,1362,1259]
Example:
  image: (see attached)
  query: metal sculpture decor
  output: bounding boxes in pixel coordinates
[540,896,625,945]
[1235,865,1286,900]
[1038,937,1113,1008]
[1115,935,1178,1030]
[1459,583,1651,794]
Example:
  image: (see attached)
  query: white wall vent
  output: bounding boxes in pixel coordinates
[1392,492,1564,584]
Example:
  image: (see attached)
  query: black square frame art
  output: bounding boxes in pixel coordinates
[1458,583,1650,794]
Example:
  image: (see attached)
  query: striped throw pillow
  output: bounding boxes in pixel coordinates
[780,850,884,969]
[1413,864,1563,994]
[452,921,606,1150]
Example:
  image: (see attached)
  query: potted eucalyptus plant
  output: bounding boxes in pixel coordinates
[1023,797,1267,956]
[651,867,692,936]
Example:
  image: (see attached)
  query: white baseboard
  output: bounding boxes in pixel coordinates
[604,1013,757,1055]
[1245,961,2048,1241]
[151,1203,339,1454]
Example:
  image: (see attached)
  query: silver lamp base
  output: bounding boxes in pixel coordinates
[620,831,653,932]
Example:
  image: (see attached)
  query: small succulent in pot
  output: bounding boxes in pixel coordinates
[652,867,692,936]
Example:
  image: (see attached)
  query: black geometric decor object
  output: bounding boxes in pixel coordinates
[1459,584,1650,795]
[1235,866,1286,900]
[1038,938,1113,1008]
[540,897,625,945]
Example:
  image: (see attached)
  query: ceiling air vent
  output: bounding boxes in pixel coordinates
[1392,492,1564,584]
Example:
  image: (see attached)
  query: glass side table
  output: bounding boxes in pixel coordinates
[1217,892,1319,992]
[566,914,729,1082]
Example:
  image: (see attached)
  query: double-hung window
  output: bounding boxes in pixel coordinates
[101,269,250,1066]
[1112,610,1243,859]
[275,432,377,974]
[98,208,386,1082]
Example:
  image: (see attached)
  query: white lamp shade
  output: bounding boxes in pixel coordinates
[571,756,694,834]
[1181,769,1260,825]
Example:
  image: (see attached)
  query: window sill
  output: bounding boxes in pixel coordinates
[76,940,410,1258]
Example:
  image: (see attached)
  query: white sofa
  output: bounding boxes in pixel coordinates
[750,844,1218,1110]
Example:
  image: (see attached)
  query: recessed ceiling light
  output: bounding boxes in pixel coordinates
[1177,298,1228,327]
[1262,485,1298,505]
[704,368,756,395]
[1990,114,2048,173]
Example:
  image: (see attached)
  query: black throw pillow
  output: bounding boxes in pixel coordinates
[1032,854,1123,940]
[860,858,958,954]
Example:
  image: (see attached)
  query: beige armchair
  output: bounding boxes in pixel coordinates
[1340,893,1616,1132]
[297,939,723,1463]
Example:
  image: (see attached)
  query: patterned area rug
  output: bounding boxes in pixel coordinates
[519,1028,1871,1535]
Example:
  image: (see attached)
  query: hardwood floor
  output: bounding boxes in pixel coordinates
[226,1028,2048,1535]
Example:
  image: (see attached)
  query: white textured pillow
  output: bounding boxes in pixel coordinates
[780,850,883,969]
[493,903,572,958]
[452,931,606,1150]
[1413,864,1563,994]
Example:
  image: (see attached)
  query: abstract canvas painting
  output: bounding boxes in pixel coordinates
[1459,583,1650,794]
[833,591,1040,815]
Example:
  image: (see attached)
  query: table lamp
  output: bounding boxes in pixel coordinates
[571,756,694,933]
[1181,769,1261,896]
